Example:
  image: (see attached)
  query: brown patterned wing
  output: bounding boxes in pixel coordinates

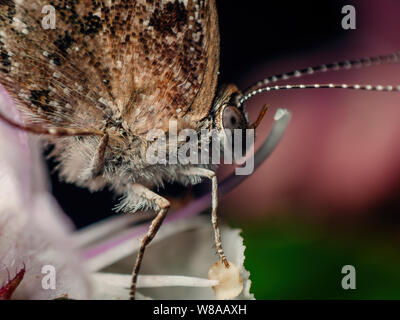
[104,0,220,135]
[0,0,219,136]
[0,1,112,131]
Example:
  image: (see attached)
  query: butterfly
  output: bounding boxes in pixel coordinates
[0,0,399,299]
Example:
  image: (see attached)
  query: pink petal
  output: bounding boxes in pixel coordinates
[0,88,90,299]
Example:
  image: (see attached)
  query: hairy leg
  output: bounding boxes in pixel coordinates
[181,167,229,268]
[89,133,109,178]
[129,184,170,300]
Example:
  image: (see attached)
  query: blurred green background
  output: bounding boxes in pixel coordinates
[233,216,400,299]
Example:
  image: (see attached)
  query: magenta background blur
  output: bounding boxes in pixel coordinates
[219,0,400,219]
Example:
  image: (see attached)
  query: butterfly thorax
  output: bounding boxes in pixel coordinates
[49,115,218,198]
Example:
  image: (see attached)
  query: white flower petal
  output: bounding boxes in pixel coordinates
[208,261,243,300]
[91,273,218,300]
[96,215,254,300]
[0,88,90,299]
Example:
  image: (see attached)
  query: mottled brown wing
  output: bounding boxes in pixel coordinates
[0,0,219,136]
[103,0,220,135]
[0,1,111,131]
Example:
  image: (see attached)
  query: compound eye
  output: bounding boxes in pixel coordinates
[222,105,244,130]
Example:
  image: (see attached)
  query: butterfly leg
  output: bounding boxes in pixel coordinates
[0,109,103,136]
[129,184,170,300]
[181,168,230,268]
[89,133,109,178]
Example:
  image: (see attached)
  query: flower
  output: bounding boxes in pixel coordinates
[0,84,291,299]
[0,86,90,300]
[85,215,253,300]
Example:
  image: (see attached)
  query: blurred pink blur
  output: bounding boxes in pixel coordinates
[220,0,400,217]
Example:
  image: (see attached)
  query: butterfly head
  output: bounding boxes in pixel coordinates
[213,84,248,133]
[209,84,255,158]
